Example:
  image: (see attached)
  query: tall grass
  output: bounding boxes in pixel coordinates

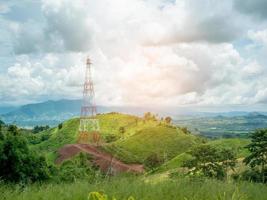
[1,176,267,200]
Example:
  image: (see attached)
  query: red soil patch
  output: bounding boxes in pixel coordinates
[55,144,144,174]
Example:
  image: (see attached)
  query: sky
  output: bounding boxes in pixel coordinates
[0,0,267,110]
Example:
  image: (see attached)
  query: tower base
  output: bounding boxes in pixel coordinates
[77,131,101,146]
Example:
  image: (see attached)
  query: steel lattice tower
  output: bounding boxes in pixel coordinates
[77,57,100,144]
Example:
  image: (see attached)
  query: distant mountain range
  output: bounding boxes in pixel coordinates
[0,99,153,127]
[0,99,81,127]
[1,99,267,127]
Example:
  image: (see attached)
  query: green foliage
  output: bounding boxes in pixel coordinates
[104,126,200,163]
[238,168,267,183]
[105,134,119,143]
[32,113,160,163]
[7,124,19,135]
[0,132,50,183]
[183,145,236,180]
[0,123,4,140]
[53,153,101,183]
[164,116,172,124]
[208,138,250,158]
[0,119,4,125]
[58,123,63,130]
[180,127,191,134]
[243,129,267,183]
[2,176,267,200]
[32,118,80,163]
[32,125,50,134]
[158,153,192,172]
[143,112,157,121]
[119,126,125,136]
[144,153,164,169]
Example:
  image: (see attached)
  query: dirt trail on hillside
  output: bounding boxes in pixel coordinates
[56,144,144,174]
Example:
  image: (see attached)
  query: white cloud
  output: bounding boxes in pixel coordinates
[0,0,267,107]
[248,29,267,46]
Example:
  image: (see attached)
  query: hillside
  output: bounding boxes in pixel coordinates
[30,113,202,166]
[31,113,159,162]
[159,138,250,172]
[30,112,252,173]
[104,126,201,163]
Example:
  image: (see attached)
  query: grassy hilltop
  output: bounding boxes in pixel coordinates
[30,113,202,164]
[29,112,250,169]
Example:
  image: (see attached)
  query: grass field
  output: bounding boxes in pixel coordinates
[103,125,201,163]
[1,175,267,200]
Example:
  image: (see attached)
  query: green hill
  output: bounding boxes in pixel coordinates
[31,113,161,162]
[30,113,200,164]
[208,138,250,157]
[159,138,250,172]
[103,126,201,163]
[31,113,249,169]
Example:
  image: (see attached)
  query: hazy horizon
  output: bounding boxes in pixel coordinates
[1,98,267,114]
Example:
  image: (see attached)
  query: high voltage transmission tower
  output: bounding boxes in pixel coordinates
[77,57,100,145]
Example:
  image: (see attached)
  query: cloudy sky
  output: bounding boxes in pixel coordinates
[0,0,267,110]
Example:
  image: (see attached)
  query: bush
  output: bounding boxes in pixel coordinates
[144,153,164,169]
[238,169,267,183]
[0,133,50,183]
[53,153,101,183]
[244,129,267,183]
[58,123,63,129]
[182,145,236,180]
[105,134,119,143]
[0,124,4,140]
[32,125,50,134]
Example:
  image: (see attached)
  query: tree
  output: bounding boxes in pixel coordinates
[0,120,4,125]
[0,134,50,183]
[180,127,191,134]
[144,112,152,121]
[244,129,267,183]
[58,123,63,129]
[8,124,19,135]
[119,126,125,137]
[56,153,97,183]
[144,153,164,169]
[0,123,4,140]
[32,125,50,133]
[182,145,236,180]
[165,116,172,124]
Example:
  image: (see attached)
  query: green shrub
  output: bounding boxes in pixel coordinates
[182,145,236,180]
[0,133,50,183]
[244,129,267,183]
[58,123,63,129]
[105,134,119,143]
[237,169,267,183]
[53,153,102,183]
[144,153,164,169]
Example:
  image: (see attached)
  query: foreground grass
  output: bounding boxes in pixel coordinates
[1,176,267,200]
